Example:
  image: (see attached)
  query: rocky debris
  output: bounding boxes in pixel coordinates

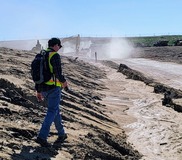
[118,63,153,85]
[137,46,182,64]
[153,40,169,47]
[162,91,173,106]
[174,39,182,46]
[0,47,141,160]
[172,98,182,112]
[101,60,120,70]
[118,57,182,114]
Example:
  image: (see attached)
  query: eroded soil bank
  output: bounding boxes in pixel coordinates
[1,46,182,160]
[97,46,182,160]
[97,60,182,160]
[0,47,141,160]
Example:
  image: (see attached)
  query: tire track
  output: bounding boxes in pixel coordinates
[93,60,182,160]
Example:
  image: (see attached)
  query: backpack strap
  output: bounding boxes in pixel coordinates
[47,51,57,73]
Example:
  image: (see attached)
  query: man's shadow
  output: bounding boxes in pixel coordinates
[11,144,62,160]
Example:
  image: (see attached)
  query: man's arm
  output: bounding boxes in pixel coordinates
[50,53,68,87]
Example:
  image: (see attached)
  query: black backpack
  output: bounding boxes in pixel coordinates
[31,50,52,84]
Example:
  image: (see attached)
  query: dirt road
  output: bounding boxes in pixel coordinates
[117,58,182,90]
[93,59,182,160]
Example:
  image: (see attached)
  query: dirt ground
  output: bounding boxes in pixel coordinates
[0,46,182,160]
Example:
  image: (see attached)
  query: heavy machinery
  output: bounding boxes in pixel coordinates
[61,34,80,55]
[174,39,182,46]
[153,40,169,47]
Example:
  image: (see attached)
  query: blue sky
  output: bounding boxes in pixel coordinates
[0,0,182,40]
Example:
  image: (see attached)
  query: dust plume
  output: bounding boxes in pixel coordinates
[62,37,134,60]
[97,38,134,60]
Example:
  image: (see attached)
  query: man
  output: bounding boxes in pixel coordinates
[35,38,68,147]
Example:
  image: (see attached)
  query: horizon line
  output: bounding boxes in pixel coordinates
[1,34,182,42]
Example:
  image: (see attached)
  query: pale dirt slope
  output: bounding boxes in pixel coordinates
[0,47,141,160]
[1,45,182,160]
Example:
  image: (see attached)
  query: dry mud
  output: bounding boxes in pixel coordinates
[0,47,141,160]
[103,46,182,160]
[0,46,182,160]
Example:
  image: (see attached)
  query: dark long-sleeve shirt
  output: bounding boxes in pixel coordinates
[35,48,66,92]
[51,53,66,83]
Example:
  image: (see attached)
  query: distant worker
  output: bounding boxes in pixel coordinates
[35,38,68,147]
[95,52,97,62]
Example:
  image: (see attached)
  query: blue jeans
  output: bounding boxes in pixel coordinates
[38,87,65,140]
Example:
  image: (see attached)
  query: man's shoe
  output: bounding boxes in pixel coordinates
[55,134,68,144]
[35,137,50,147]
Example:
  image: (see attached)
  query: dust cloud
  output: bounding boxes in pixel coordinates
[99,38,134,60]
[62,37,134,61]
[0,40,47,51]
[0,37,134,60]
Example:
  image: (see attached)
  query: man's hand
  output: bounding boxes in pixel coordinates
[62,81,69,91]
[36,92,43,102]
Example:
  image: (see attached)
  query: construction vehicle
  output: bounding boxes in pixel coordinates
[61,34,80,55]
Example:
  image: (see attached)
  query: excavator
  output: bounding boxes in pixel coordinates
[61,34,80,55]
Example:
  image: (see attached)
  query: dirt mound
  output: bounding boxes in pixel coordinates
[0,47,141,160]
[134,46,182,64]
[118,46,182,114]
